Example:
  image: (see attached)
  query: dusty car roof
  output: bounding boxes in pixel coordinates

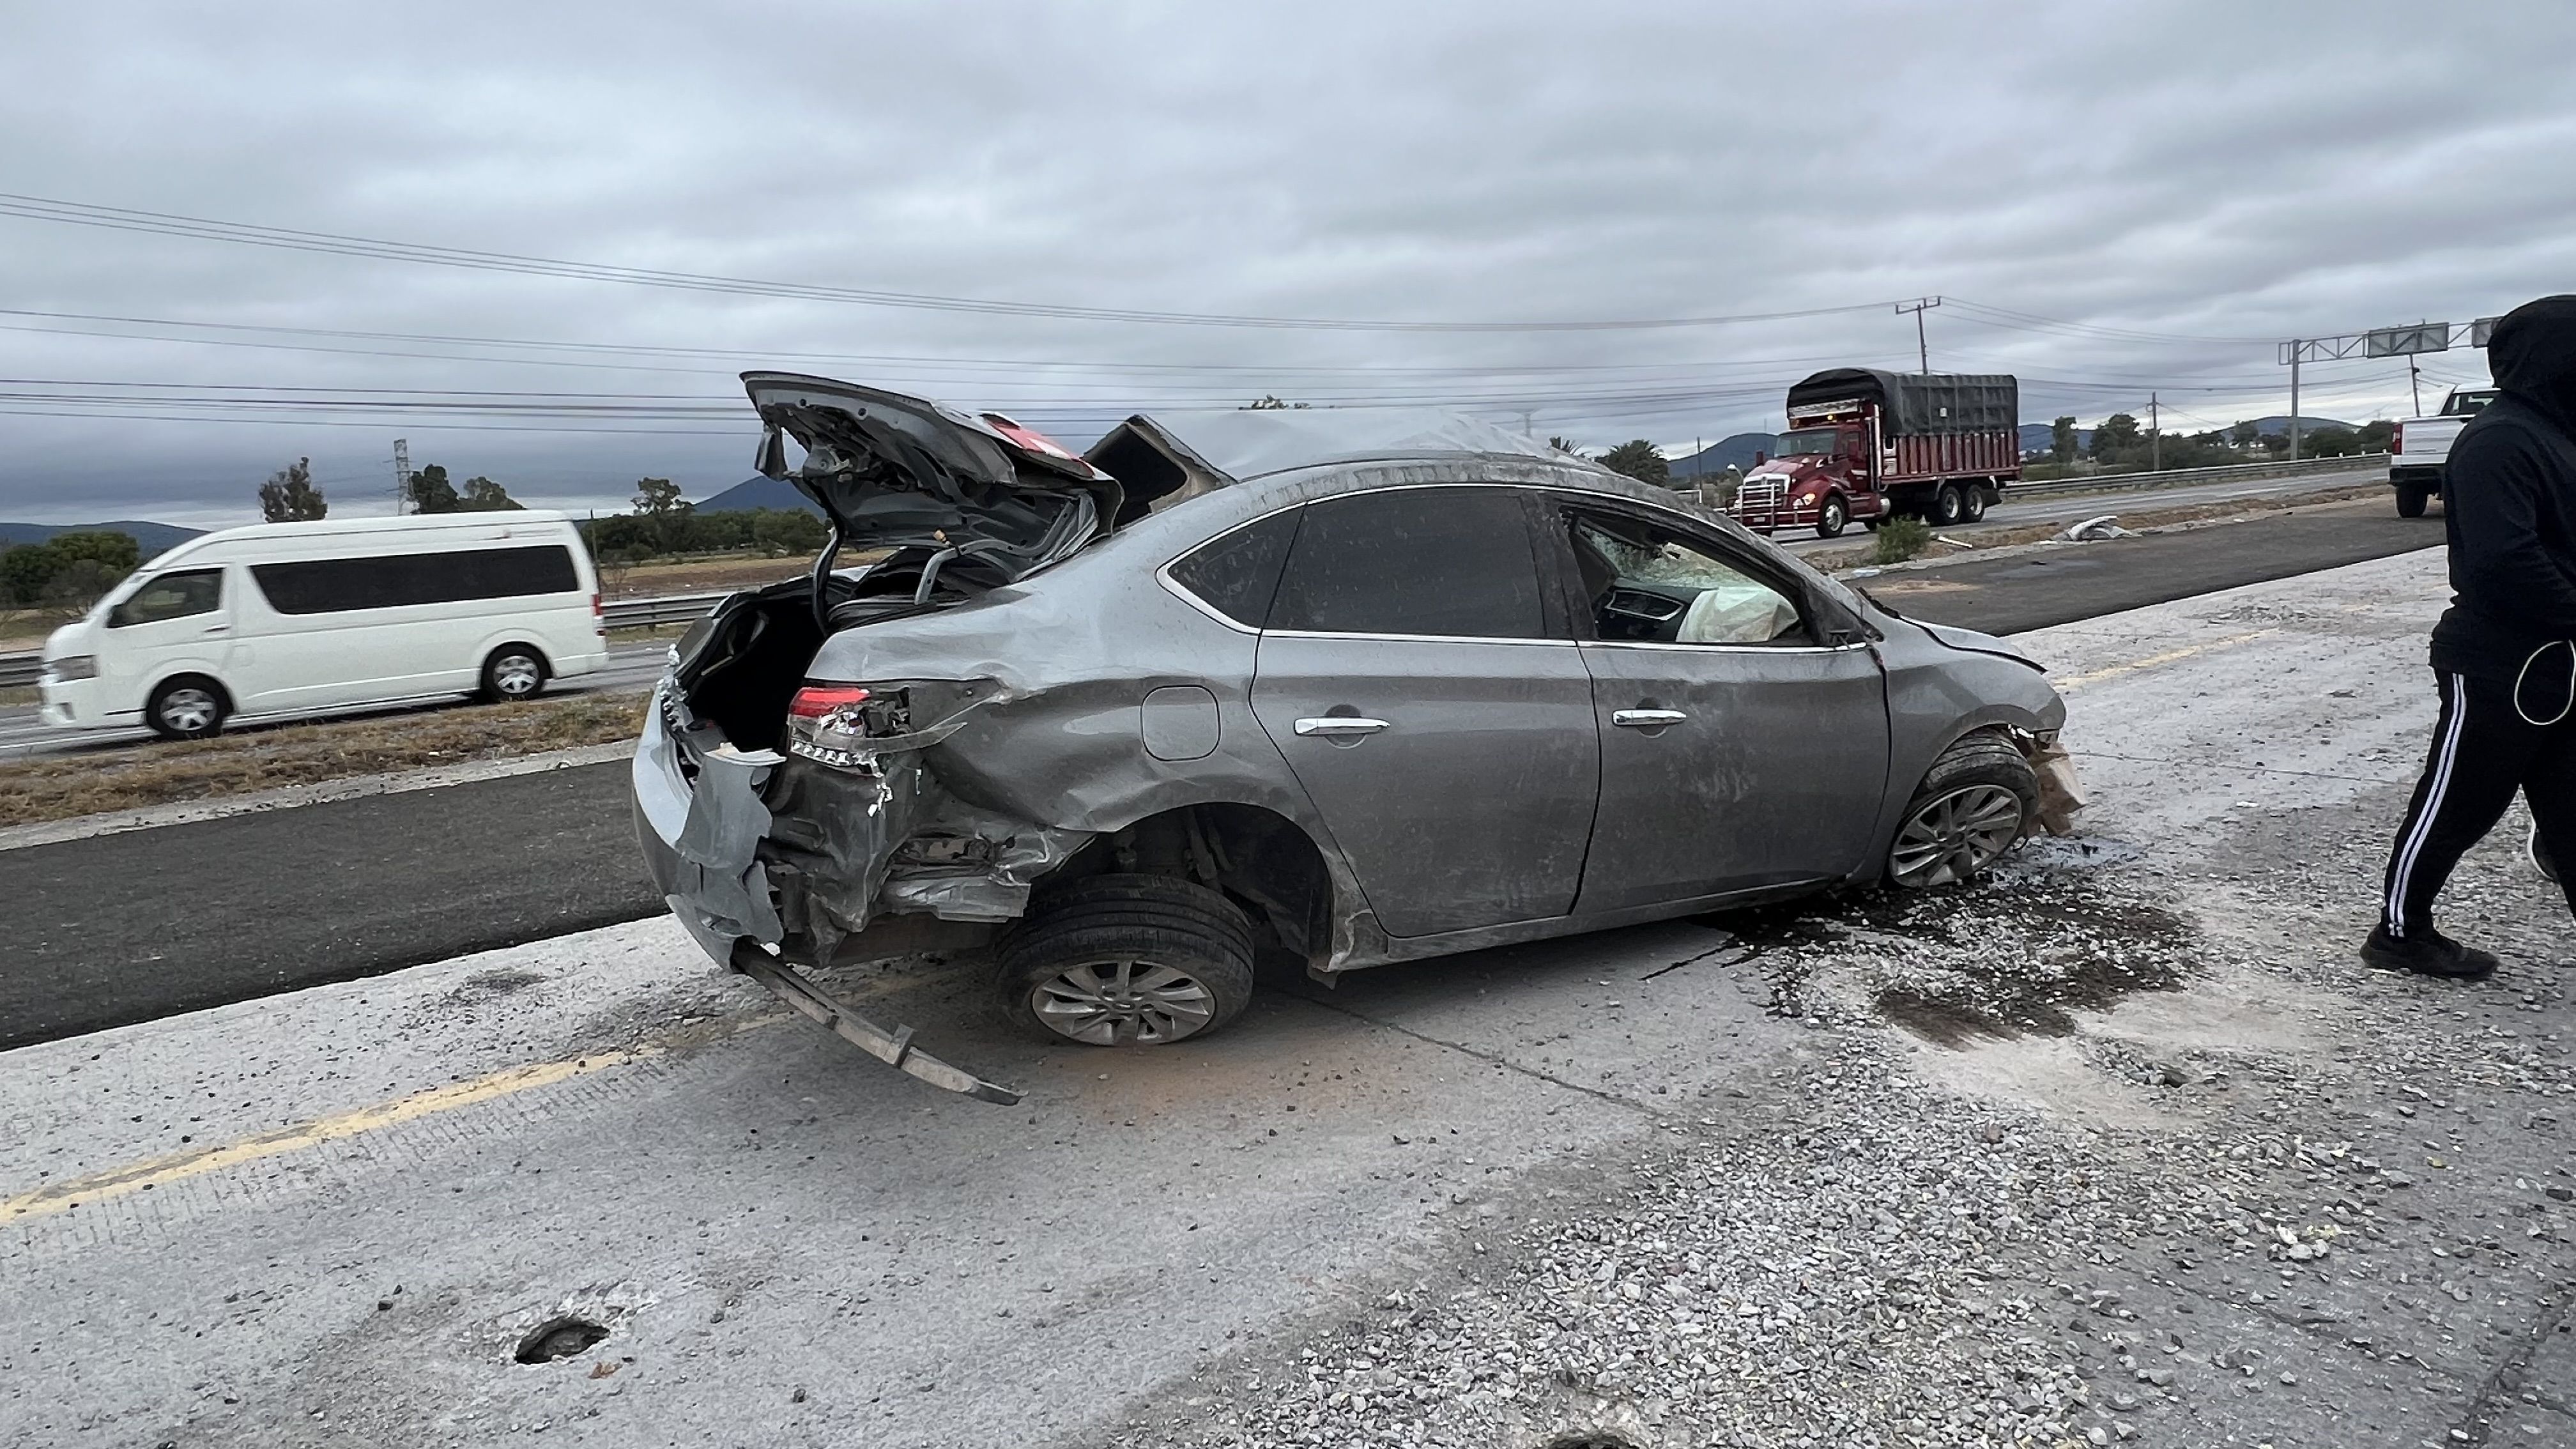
[1087,408,1581,489]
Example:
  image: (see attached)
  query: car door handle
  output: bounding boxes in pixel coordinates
[1294,716,1390,737]
[202,624,229,634]
[1611,709,1689,728]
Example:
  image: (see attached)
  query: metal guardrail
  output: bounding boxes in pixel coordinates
[1,460,2396,688]
[602,591,730,631]
[2011,452,2388,499]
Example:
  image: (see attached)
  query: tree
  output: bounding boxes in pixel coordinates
[1241,395,1308,410]
[1598,440,1671,487]
[459,475,521,511]
[47,530,141,574]
[2089,413,2143,458]
[1547,436,1584,456]
[2304,424,2363,458]
[632,477,687,515]
[405,463,461,514]
[258,457,328,522]
[2355,420,2396,454]
[0,544,56,606]
[2230,420,2260,449]
[2050,416,2079,464]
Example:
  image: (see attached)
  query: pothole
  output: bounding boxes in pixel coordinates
[514,1315,610,1364]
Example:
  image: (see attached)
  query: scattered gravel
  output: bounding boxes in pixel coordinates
[1106,794,2575,1449]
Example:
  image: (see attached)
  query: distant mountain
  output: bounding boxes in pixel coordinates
[2014,415,2360,457]
[0,519,205,555]
[694,477,820,514]
[1669,433,1779,479]
[2240,414,2358,437]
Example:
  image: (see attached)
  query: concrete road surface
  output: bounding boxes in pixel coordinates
[0,505,2444,1051]
[8,549,2566,1448]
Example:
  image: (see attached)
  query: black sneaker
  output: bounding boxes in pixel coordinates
[2361,925,2500,981]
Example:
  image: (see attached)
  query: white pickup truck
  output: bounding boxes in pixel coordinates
[2390,387,2501,518]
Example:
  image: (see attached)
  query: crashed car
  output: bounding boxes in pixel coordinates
[636,374,2077,1101]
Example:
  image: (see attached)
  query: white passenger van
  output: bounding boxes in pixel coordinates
[37,512,611,740]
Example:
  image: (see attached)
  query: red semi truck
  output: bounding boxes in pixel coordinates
[1727,368,2021,539]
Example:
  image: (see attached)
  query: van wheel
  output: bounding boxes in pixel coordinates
[995,874,1256,1046]
[1931,483,1967,527]
[146,677,227,741]
[480,647,548,703]
[1888,733,2037,887]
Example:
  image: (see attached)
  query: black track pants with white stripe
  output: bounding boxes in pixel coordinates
[2382,670,2576,939]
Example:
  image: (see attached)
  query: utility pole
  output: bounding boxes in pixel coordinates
[1896,297,1942,374]
[2287,348,2301,461]
[391,438,410,516]
[2409,360,2424,418]
[2149,393,2161,473]
[1517,409,1534,437]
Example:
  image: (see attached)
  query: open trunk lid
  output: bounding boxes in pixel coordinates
[743,372,1121,574]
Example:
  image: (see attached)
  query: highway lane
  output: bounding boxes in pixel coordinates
[0,502,2440,1050]
[1773,461,2388,554]
[0,638,675,760]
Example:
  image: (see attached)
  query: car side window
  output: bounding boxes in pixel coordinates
[1167,509,1300,628]
[107,569,224,628]
[1564,513,1807,646]
[1266,487,1548,639]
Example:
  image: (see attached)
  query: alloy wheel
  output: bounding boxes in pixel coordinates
[1889,783,2026,886]
[1029,958,1220,1045]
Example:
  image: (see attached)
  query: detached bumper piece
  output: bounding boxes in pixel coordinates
[730,940,1023,1106]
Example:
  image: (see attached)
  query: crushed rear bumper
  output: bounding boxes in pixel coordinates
[631,682,1022,1103]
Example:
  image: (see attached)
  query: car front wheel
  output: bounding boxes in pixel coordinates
[1888,733,2037,887]
[995,873,1257,1046]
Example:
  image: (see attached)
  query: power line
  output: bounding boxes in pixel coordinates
[0,192,1899,335]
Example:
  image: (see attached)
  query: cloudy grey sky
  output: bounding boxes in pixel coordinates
[4,0,2572,528]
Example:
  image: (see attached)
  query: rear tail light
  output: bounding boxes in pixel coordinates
[785,684,911,766]
[788,684,873,719]
[2391,422,2404,456]
[592,592,606,635]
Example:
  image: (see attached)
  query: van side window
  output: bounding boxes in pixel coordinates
[251,544,580,615]
[107,569,224,628]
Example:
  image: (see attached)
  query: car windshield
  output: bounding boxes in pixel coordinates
[1774,427,1844,456]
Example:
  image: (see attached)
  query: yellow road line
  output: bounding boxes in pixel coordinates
[3,1046,657,1225]
[2052,627,2276,692]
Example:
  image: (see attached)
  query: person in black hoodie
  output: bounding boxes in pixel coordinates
[2370,295,2576,979]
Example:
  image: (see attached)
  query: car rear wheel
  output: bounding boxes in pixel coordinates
[146,677,227,740]
[1888,733,2037,887]
[1931,482,1966,527]
[995,873,1257,1046]
[480,645,548,703]
[1814,495,1849,539]
[2395,483,2430,518]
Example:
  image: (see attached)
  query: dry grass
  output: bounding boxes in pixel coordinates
[597,548,888,600]
[0,689,648,829]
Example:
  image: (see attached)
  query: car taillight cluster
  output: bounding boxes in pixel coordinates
[2391,422,2405,456]
[785,684,912,766]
